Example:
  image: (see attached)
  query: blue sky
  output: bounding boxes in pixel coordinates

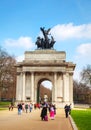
[0,0,91,83]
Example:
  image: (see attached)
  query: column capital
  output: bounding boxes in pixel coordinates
[62,72,66,75]
[16,72,21,75]
[69,72,73,76]
[22,72,26,74]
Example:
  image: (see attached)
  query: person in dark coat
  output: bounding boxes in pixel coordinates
[40,105,47,121]
[17,103,22,115]
[25,103,29,113]
[64,104,69,118]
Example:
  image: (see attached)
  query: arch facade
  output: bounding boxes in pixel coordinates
[16,50,76,108]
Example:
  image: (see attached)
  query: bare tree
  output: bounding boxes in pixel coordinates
[0,47,16,101]
[73,80,91,104]
[80,65,91,86]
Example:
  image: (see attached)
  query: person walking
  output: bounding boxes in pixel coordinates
[29,103,33,112]
[22,103,25,112]
[64,104,69,118]
[50,104,55,120]
[25,103,29,113]
[17,103,22,115]
[40,105,48,121]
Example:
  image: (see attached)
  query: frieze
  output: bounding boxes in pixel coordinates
[23,60,66,65]
[25,54,65,61]
[22,66,66,72]
[25,50,66,61]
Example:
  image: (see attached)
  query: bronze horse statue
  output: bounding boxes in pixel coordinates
[35,27,55,49]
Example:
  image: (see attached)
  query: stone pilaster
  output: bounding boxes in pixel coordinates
[22,72,25,101]
[31,72,34,102]
[69,73,73,102]
[16,72,23,101]
[54,72,57,102]
[63,72,70,102]
[63,73,66,102]
[16,73,20,101]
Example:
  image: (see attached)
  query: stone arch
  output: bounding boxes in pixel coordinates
[34,72,54,103]
[16,50,76,108]
[36,77,52,103]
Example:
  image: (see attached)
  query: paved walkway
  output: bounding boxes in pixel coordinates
[0,108,73,130]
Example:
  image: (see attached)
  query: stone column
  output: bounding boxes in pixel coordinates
[16,73,20,101]
[63,73,70,103]
[69,73,73,102]
[63,72,70,102]
[57,73,63,100]
[22,72,25,101]
[16,72,23,101]
[63,72,66,102]
[54,72,57,102]
[31,72,34,102]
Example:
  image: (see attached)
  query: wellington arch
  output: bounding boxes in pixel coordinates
[15,27,76,108]
[16,49,76,108]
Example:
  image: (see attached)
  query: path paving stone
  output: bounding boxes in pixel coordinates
[0,108,73,130]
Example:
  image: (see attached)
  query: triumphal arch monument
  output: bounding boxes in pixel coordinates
[16,27,76,108]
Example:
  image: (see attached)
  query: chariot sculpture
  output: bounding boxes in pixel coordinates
[35,27,56,49]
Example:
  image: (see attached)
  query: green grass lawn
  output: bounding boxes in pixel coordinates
[0,101,10,106]
[0,107,8,110]
[71,109,91,130]
[0,101,10,110]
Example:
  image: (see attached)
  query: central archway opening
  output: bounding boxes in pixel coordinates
[37,79,52,104]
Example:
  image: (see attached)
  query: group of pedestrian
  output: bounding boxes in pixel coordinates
[40,102,56,121]
[17,102,71,119]
[17,102,33,115]
[64,104,71,118]
[34,103,41,109]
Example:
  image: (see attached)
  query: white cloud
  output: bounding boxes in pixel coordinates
[73,67,82,82]
[75,43,91,63]
[51,23,91,41]
[4,36,34,49]
[16,55,24,62]
[73,43,91,81]
[76,43,91,56]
